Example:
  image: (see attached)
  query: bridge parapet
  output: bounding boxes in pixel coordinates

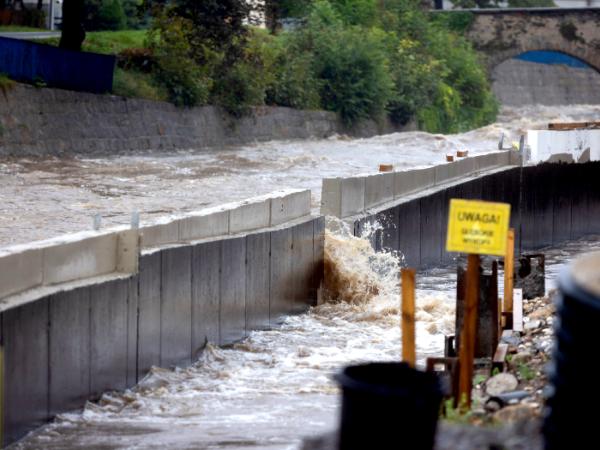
[437,8,600,71]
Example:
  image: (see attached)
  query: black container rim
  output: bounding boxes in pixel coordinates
[558,264,600,312]
[334,362,443,399]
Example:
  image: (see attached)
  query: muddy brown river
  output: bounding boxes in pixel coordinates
[4,104,600,449]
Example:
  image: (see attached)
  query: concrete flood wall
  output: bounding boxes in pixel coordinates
[349,162,600,268]
[0,190,325,447]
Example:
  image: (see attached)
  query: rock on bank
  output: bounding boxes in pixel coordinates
[0,84,406,156]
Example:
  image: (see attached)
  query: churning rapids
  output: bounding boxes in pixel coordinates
[4,104,600,449]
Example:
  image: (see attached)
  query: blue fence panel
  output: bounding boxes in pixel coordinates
[0,36,115,93]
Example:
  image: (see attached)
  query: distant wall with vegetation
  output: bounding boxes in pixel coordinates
[0,84,408,156]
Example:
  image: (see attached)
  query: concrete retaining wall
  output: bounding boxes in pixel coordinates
[0,190,324,446]
[354,162,600,268]
[321,151,516,219]
[0,85,410,156]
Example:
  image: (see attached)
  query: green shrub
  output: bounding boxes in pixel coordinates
[147,15,211,107]
[97,0,127,31]
[113,68,167,101]
[290,1,394,124]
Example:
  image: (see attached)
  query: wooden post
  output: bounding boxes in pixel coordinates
[458,254,480,409]
[401,268,416,368]
[504,228,515,314]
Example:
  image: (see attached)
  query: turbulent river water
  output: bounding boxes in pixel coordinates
[5,104,600,449]
[2,104,600,247]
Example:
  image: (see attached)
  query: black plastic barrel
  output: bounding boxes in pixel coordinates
[544,252,600,450]
[335,362,443,450]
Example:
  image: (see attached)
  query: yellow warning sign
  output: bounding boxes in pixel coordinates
[446,199,511,256]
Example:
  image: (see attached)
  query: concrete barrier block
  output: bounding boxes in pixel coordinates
[434,163,453,186]
[436,158,478,185]
[270,190,312,226]
[321,178,342,217]
[179,208,229,241]
[116,229,139,274]
[140,219,180,249]
[475,152,510,173]
[341,177,366,217]
[0,248,43,299]
[229,199,271,234]
[510,151,523,166]
[43,234,117,285]
[365,172,394,209]
[394,167,435,198]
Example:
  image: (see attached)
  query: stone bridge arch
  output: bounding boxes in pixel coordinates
[458,8,600,72]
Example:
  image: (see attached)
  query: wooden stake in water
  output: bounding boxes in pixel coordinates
[504,228,515,314]
[458,254,480,409]
[401,268,416,368]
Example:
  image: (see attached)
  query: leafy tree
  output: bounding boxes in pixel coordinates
[97,0,126,30]
[60,0,86,51]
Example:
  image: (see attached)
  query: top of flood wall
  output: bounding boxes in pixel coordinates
[0,189,313,313]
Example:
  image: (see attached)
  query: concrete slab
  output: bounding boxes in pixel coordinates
[365,172,394,209]
[397,200,421,268]
[321,178,342,217]
[292,220,315,313]
[0,248,43,299]
[160,246,192,367]
[117,229,139,274]
[140,219,180,249]
[313,217,325,302]
[90,279,129,397]
[475,152,510,173]
[191,241,221,355]
[230,199,271,234]
[179,208,229,242]
[341,177,366,218]
[49,288,91,415]
[43,233,117,285]
[270,228,293,325]
[137,253,161,380]
[419,192,443,267]
[436,157,477,185]
[378,206,399,254]
[220,238,246,345]
[270,190,312,226]
[394,167,435,199]
[245,232,270,331]
[3,298,50,446]
[126,277,138,387]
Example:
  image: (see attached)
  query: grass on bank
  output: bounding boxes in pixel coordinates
[35,29,146,54]
[0,25,46,32]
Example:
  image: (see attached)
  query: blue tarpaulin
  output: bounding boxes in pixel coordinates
[0,36,115,93]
